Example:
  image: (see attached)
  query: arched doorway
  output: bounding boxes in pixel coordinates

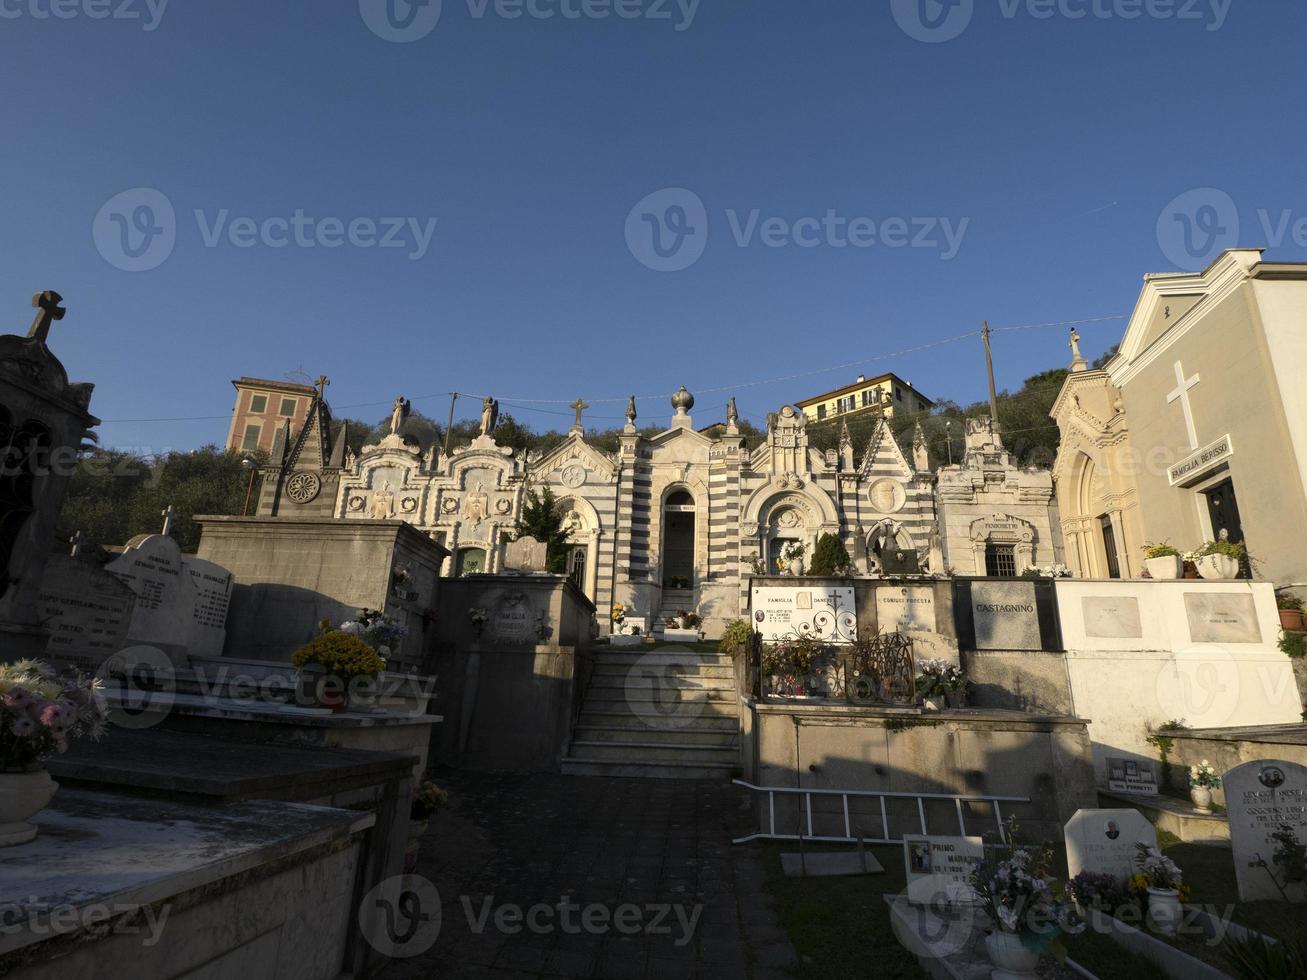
[662,489,695,588]
[455,547,486,577]
[766,506,804,574]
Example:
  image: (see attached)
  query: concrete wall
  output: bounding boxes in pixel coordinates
[430,574,595,771]
[750,704,1096,840]
[195,516,448,670]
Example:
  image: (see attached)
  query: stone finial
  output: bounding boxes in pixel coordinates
[27,291,66,344]
[569,397,589,435]
[624,396,638,433]
[912,419,930,473]
[671,386,694,416]
[726,397,739,434]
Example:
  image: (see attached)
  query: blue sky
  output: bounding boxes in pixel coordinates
[3,0,1305,451]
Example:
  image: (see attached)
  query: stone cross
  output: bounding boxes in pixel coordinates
[569,398,589,433]
[315,375,330,397]
[69,530,84,558]
[161,505,177,536]
[26,290,66,344]
[1166,360,1201,450]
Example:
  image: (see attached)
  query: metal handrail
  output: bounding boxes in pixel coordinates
[730,779,1029,845]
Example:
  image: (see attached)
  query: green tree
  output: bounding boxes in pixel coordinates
[808,533,851,576]
[513,486,572,573]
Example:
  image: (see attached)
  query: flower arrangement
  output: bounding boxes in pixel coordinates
[970,821,1083,954]
[775,541,807,573]
[1,661,108,772]
[291,632,386,681]
[1144,542,1181,559]
[335,608,408,657]
[746,553,765,576]
[915,658,965,698]
[762,636,820,694]
[611,603,627,626]
[1195,539,1247,561]
[411,779,449,821]
[1066,870,1135,917]
[1188,759,1220,789]
[1132,843,1184,893]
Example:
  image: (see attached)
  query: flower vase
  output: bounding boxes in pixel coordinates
[984,931,1040,980]
[1189,786,1213,813]
[0,770,59,847]
[1144,556,1183,580]
[945,689,966,709]
[1197,554,1240,580]
[1146,887,1182,935]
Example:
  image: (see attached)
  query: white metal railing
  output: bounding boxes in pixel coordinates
[730,779,1029,845]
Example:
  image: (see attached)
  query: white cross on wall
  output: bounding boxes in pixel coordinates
[1167,360,1201,450]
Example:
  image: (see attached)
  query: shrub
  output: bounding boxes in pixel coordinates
[1280,630,1306,659]
[719,619,754,658]
[1277,593,1304,612]
[808,533,852,576]
[411,780,448,820]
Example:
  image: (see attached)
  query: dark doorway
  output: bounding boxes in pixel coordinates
[568,545,586,590]
[662,490,695,588]
[1203,479,1244,544]
[1100,515,1121,579]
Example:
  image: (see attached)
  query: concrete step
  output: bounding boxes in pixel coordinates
[588,676,737,693]
[567,741,739,765]
[582,692,737,712]
[591,664,735,682]
[593,652,733,668]
[560,757,736,780]
[573,725,740,746]
[576,710,740,731]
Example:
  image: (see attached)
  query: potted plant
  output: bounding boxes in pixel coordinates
[291,633,386,712]
[1143,542,1183,580]
[944,664,970,708]
[970,821,1083,979]
[1066,870,1136,921]
[1,660,108,847]
[1131,843,1186,936]
[776,542,807,576]
[1277,593,1305,632]
[915,658,950,710]
[1188,759,1220,813]
[405,779,448,872]
[1194,539,1246,580]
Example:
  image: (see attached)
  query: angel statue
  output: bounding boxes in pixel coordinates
[390,396,411,436]
[480,396,499,436]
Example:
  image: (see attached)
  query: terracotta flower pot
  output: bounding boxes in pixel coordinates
[984,931,1040,980]
[1279,608,1304,632]
[1144,556,1183,580]
[0,770,59,847]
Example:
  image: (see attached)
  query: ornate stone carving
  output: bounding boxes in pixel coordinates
[494,498,512,515]
[560,464,587,489]
[348,494,366,512]
[868,478,906,514]
[400,495,419,514]
[285,471,321,504]
[441,496,458,514]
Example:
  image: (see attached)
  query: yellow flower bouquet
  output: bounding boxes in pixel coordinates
[291,633,386,710]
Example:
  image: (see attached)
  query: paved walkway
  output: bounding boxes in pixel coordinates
[379,771,798,980]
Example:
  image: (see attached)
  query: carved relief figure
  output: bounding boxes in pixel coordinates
[369,481,395,519]
[462,481,488,525]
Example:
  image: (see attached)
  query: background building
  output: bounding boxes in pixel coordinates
[224,377,318,454]
[795,372,932,424]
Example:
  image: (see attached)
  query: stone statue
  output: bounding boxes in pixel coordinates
[480,396,499,436]
[1069,328,1082,361]
[390,396,411,436]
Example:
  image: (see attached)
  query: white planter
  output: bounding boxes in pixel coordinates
[984,930,1040,980]
[0,770,58,847]
[1144,555,1183,580]
[1146,887,1182,936]
[922,696,945,712]
[1196,554,1240,580]
[1190,785,1213,813]
[608,634,643,648]
[662,628,700,642]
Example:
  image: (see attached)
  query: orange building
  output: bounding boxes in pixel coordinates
[224,377,319,454]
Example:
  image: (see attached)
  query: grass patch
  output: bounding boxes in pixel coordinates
[1063,927,1169,980]
[758,841,928,979]
[1163,841,1302,944]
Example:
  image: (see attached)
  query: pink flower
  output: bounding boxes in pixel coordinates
[10,717,35,737]
[3,687,31,709]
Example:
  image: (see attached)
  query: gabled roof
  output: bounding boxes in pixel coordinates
[858,417,914,480]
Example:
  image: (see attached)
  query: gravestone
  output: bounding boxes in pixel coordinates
[969,580,1041,650]
[1065,809,1158,883]
[488,591,535,645]
[105,534,232,662]
[37,555,136,672]
[876,585,936,633]
[902,835,984,906]
[1106,756,1159,796]
[1080,596,1143,640]
[1184,593,1261,644]
[1224,759,1307,902]
[503,535,548,573]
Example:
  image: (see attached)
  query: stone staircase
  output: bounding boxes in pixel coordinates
[561,648,740,779]
[654,589,695,634]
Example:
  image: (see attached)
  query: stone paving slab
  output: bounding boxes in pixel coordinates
[378,771,798,979]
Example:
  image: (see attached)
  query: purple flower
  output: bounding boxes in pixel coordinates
[10,717,35,737]
[3,687,31,710]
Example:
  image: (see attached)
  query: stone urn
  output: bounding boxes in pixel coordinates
[1190,785,1213,813]
[0,770,59,847]
[1145,887,1182,935]
[984,931,1040,980]
[1144,555,1183,580]
[1197,554,1240,580]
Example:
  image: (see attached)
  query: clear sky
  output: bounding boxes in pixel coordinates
[4,0,1305,451]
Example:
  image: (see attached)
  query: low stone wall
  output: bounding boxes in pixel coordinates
[747,703,1096,840]
[1166,725,1307,806]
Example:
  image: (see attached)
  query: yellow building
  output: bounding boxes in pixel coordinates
[795,373,933,424]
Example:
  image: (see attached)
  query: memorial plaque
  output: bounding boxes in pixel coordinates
[752,586,857,644]
[903,835,984,906]
[1224,759,1307,902]
[38,556,136,672]
[490,594,534,643]
[1184,593,1261,644]
[969,581,1041,650]
[877,586,936,633]
[1065,809,1158,882]
[503,535,548,573]
[1106,756,1159,797]
[1081,596,1143,640]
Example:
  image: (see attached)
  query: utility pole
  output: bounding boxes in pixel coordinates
[981,321,1000,427]
[443,392,458,455]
